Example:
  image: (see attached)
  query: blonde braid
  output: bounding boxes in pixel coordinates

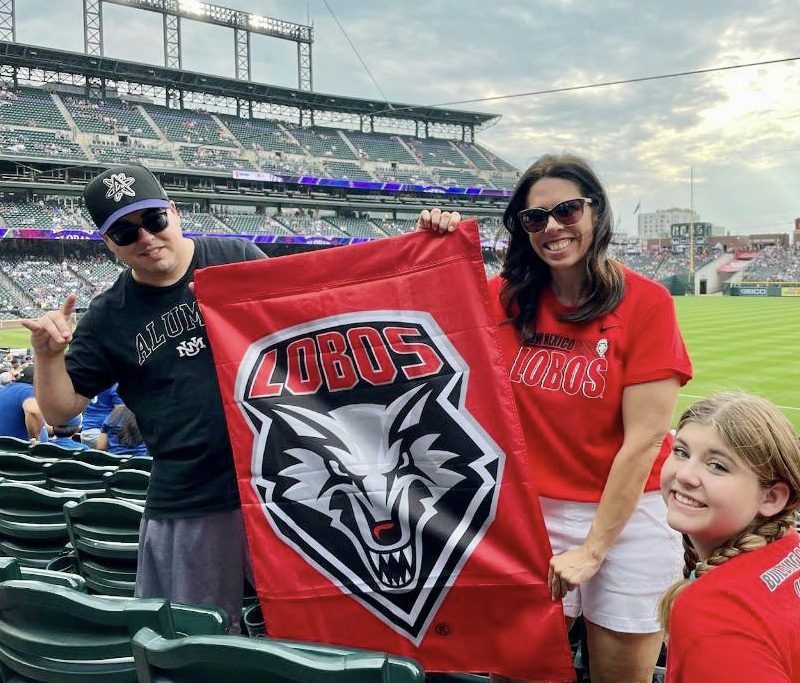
[658,510,794,632]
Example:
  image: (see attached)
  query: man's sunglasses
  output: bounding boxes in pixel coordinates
[106,210,169,246]
[516,197,593,234]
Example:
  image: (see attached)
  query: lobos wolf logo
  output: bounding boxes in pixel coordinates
[236,311,504,642]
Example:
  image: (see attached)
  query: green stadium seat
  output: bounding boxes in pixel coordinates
[116,456,153,472]
[67,448,131,467]
[0,555,86,591]
[0,579,225,682]
[43,459,116,495]
[0,452,54,484]
[0,436,30,453]
[104,468,150,503]
[30,441,83,459]
[63,497,143,596]
[0,482,83,568]
[132,626,425,683]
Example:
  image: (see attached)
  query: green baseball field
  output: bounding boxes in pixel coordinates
[0,296,797,430]
[672,296,799,431]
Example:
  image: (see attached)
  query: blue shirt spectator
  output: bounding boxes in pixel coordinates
[0,366,46,441]
[81,383,123,448]
[49,414,90,451]
[97,405,148,457]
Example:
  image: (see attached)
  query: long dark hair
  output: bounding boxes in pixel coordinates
[109,405,143,448]
[500,153,624,340]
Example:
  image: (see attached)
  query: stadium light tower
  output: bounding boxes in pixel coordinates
[0,0,14,43]
[82,0,313,89]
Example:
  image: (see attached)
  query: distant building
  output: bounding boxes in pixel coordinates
[637,208,699,240]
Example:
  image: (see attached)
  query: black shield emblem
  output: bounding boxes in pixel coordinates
[236,311,504,642]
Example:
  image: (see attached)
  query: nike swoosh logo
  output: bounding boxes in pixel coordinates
[599,324,621,332]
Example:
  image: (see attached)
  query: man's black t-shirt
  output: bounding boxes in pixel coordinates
[66,237,265,518]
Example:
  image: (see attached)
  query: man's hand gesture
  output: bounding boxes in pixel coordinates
[21,293,77,358]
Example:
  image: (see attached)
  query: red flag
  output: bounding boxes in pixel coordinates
[194,221,573,680]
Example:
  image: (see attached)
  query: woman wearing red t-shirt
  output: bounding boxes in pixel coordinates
[659,393,800,682]
[418,153,692,682]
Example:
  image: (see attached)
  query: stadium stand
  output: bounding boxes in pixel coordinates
[321,160,374,181]
[404,136,472,169]
[179,145,256,172]
[372,167,436,184]
[274,211,348,238]
[374,218,417,236]
[91,140,177,166]
[143,104,236,147]
[218,212,296,236]
[0,86,66,128]
[741,245,800,281]
[220,114,305,155]
[291,126,358,160]
[176,209,233,233]
[324,216,387,239]
[62,96,160,138]
[436,168,486,188]
[344,130,419,165]
[455,142,496,171]
[0,256,95,310]
[0,128,87,160]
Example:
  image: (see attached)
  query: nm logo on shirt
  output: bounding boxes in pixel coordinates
[235,311,504,643]
[176,336,206,357]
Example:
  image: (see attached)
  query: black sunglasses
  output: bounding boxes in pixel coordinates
[517,197,593,234]
[106,210,169,246]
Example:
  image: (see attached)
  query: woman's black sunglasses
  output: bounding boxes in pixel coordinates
[105,210,169,246]
[516,197,593,234]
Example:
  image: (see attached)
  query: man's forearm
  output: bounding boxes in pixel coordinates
[33,352,87,424]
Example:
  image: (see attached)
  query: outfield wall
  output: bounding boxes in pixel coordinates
[725,282,800,297]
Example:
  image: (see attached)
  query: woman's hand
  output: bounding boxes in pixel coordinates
[415,208,462,234]
[548,545,604,601]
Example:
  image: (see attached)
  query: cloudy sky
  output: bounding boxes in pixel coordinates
[13,0,800,235]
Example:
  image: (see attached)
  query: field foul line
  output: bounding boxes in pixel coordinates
[680,392,800,412]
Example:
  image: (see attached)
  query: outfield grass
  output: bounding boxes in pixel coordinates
[673,296,800,431]
[1,297,797,430]
[0,328,34,351]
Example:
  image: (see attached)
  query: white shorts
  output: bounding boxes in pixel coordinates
[540,491,682,634]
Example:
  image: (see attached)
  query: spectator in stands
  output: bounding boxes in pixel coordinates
[659,393,800,681]
[23,163,265,633]
[418,153,692,683]
[48,413,89,451]
[0,371,11,386]
[0,364,46,441]
[96,404,148,457]
[80,383,123,448]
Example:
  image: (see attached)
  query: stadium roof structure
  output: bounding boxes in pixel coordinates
[0,41,499,139]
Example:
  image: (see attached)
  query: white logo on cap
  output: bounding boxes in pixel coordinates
[103,173,137,202]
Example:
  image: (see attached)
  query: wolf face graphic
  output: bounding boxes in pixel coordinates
[236,311,504,642]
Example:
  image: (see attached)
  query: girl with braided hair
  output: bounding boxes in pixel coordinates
[659,392,800,682]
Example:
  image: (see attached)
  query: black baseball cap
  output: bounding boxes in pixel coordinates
[84,164,171,234]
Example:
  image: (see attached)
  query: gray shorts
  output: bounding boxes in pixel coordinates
[135,507,252,634]
[80,427,102,448]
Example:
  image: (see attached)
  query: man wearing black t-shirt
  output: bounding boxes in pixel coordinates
[23,164,265,632]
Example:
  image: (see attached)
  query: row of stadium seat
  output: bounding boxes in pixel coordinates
[0,574,442,682]
[0,85,520,189]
